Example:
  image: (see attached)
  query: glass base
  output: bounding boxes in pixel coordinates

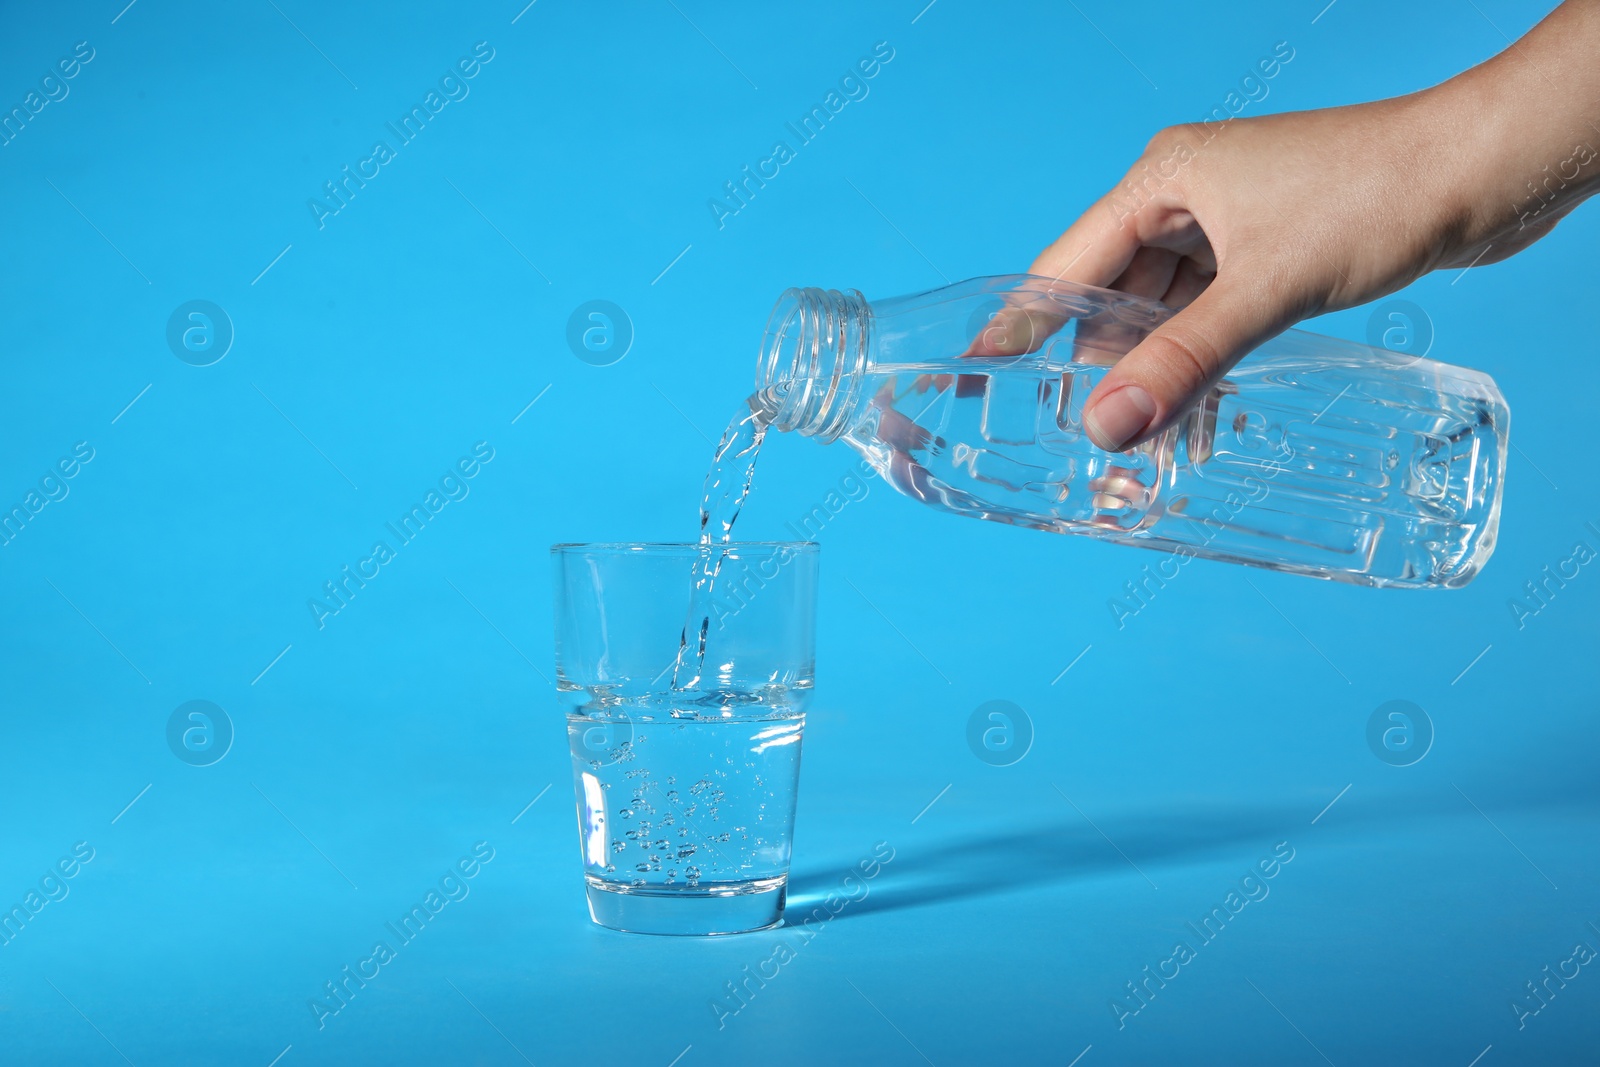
[585,876,786,936]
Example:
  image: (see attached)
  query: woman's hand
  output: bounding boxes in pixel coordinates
[1031,1,1600,452]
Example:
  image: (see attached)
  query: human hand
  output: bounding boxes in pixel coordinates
[1030,3,1600,452]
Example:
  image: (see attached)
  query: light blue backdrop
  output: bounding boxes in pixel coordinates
[1,1,1595,1064]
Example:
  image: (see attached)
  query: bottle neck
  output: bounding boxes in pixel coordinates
[755,287,871,442]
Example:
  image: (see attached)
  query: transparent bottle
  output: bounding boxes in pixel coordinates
[753,274,1508,588]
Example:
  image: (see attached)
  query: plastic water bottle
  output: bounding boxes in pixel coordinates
[753,274,1507,588]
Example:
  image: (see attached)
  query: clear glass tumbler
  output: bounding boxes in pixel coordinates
[551,542,818,935]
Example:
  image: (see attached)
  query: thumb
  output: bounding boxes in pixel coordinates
[1082,277,1285,452]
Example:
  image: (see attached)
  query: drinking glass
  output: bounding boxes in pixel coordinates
[551,541,818,935]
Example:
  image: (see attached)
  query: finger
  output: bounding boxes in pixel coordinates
[1067,247,1204,365]
[871,382,937,453]
[978,228,1182,359]
[1160,255,1216,309]
[1108,246,1181,301]
[1028,189,1147,289]
[1060,244,1184,368]
[1031,193,1208,290]
[963,304,1066,357]
[1082,274,1287,452]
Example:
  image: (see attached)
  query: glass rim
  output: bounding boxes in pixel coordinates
[550,540,818,554]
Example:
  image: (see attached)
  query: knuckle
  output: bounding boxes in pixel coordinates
[1143,123,1202,158]
[1141,125,1178,156]
[1112,127,1205,231]
[1143,325,1221,398]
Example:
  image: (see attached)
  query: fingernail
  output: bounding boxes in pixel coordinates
[1085,385,1157,451]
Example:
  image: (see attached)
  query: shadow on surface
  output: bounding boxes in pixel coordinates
[787,804,1283,920]
[784,784,1597,921]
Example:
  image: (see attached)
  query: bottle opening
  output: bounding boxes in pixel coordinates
[755,287,870,442]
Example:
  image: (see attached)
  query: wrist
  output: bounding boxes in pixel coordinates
[1424,4,1600,244]
[1403,78,1522,250]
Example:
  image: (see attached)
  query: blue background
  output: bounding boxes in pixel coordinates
[1,1,1595,1064]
